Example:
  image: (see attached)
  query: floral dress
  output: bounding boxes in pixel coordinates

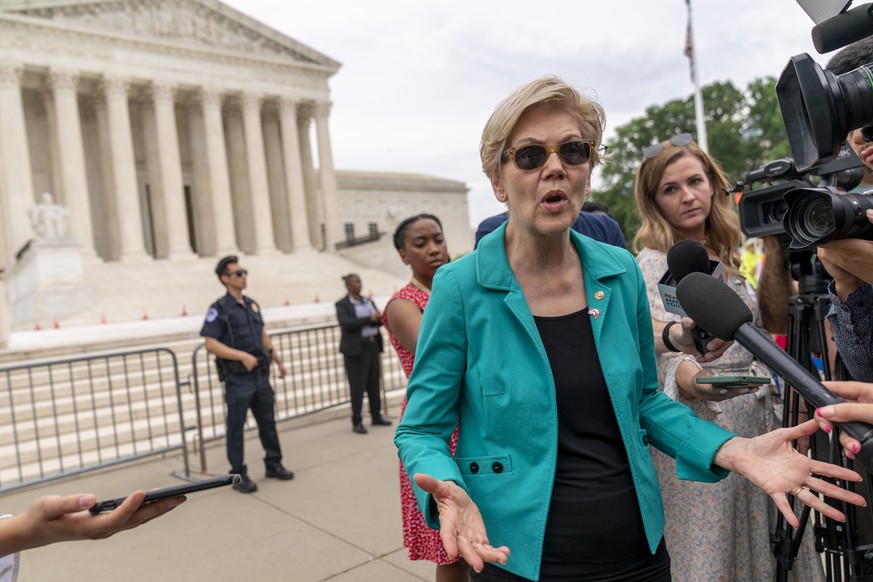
[637,248,825,582]
[383,284,459,564]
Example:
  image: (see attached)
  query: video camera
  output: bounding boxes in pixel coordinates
[737,9,873,250]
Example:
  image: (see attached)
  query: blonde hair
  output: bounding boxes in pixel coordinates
[632,139,741,276]
[480,75,606,179]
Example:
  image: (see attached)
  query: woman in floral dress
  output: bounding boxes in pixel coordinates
[382,214,467,582]
[633,134,825,582]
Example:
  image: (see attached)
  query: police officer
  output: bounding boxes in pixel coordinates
[201,256,294,493]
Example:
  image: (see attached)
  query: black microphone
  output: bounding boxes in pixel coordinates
[676,272,873,470]
[662,240,714,354]
[811,3,873,54]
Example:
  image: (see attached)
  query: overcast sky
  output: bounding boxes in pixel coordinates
[222,0,835,228]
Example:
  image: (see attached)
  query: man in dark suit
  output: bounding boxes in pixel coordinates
[335,273,392,434]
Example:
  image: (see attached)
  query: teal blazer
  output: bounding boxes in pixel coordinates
[395,224,735,581]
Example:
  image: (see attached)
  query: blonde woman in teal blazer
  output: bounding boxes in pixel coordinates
[394,76,863,582]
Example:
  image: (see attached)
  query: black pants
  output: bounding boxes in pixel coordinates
[224,370,282,476]
[343,339,382,425]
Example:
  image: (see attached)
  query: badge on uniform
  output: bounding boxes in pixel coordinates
[588,308,601,320]
[205,307,219,323]
[251,303,259,313]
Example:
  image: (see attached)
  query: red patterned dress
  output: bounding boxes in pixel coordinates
[383,284,459,564]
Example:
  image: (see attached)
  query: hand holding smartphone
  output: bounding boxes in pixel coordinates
[695,375,772,388]
[89,474,240,514]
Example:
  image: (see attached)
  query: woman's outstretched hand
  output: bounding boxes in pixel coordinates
[714,419,865,528]
[413,474,510,573]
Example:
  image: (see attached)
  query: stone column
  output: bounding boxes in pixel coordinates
[49,70,96,255]
[0,63,36,263]
[279,97,311,250]
[262,107,291,252]
[153,82,194,259]
[241,92,276,255]
[200,87,236,255]
[313,101,341,251]
[298,109,320,249]
[102,75,147,260]
[186,102,215,256]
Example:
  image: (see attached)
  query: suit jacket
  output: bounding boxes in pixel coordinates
[335,295,384,356]
[395,223,735,581]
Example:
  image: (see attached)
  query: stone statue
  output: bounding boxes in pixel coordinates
[29,192,70,241]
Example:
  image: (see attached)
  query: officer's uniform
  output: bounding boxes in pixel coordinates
[200,293,283,478]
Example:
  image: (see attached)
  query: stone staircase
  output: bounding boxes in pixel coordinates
[0,298,407,491]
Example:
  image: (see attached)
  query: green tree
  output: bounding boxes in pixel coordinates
[594,77,789,245]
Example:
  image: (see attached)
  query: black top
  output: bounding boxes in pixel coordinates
[473,309,669,582]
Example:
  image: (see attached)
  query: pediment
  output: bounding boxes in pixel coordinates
[0,0,340,70]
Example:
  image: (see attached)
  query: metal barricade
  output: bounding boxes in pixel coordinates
[189,324,407,472]
[0,348,189,493]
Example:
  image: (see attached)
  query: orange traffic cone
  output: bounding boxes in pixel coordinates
[34,323,41,331]
[284,297,290,306]
[100,314,107,324]
[314,295,320,303]
[52,320,60,329]
[142,311,149,320]
[181,305,187,317]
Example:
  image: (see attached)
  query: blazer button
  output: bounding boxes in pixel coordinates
[469,462,479,474]
[491,462,503,474]
[642,435,649,446]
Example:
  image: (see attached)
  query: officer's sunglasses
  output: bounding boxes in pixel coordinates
[501,140,595,171]
[225,269,248,278]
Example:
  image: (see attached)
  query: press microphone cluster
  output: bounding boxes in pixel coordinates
[658,240,723,354]
[676,271,873,471]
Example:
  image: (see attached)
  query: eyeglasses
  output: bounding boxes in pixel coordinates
[226,269,248,278]
[642,133,694,159]
[501,140,595,171]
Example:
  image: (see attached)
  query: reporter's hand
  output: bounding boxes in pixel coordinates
[2,490,185,555]
[675,363,760,402]
[815,381,873,458]
[412,474,509,573]
[817,209,873,300]
[670,317,734,363]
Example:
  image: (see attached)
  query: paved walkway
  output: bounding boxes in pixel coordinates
[2,399,435,582]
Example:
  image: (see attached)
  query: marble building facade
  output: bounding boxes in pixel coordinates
[0,0,471,341]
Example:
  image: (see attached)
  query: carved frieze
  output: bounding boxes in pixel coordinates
[17,0,322,65]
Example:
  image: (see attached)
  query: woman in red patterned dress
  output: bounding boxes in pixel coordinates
[382,214,467,582]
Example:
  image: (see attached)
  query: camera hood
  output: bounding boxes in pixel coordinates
[776,54,843,172]
[777,53,873,172]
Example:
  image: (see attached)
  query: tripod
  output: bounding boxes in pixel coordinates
[771,254,873,582]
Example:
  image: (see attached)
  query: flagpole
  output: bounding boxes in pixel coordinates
[685,0,709,152]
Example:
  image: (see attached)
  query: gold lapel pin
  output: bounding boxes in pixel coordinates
[594,291,605,300]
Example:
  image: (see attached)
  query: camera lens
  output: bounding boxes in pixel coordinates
[800,196,836,239]
[783,187,873,249]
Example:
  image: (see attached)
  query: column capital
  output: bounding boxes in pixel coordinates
[151,80,177,103]
[313,100,332,118]
[241,91,264,110]
[102,74,130,97]
[0,63,23,87]
[47,68,80,92]
[279,95,301,112]
[199,86,224,108]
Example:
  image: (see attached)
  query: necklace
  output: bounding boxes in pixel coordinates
[410,277,431,293]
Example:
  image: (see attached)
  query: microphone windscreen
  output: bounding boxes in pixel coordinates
[675,272,753,340]
[666,240,710,282]
[811,4,873,53]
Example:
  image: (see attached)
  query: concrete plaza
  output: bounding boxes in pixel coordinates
[2,398,437,582]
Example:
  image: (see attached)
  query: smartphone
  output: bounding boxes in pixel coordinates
[89,474,240,514]
[695,375,772,387]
